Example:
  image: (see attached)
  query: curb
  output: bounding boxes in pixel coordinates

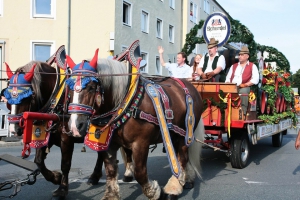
[0,141,23,147]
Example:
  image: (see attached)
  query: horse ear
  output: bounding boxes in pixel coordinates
[66,55,76,69]
[89,48,99,69]
[5,62,14,79]
[24,63,37,82]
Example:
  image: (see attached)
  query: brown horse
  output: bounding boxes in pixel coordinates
[4,61,105,199]
[66,50,204,199]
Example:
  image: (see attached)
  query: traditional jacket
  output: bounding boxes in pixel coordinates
[229,62,253,84]
[202,54,226,82]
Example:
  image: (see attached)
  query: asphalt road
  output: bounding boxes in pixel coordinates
[1,129,300,199]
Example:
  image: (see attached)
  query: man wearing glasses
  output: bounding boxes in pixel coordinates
[225,46,259,118]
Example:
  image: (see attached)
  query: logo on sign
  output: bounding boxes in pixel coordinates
[203,12,231,47]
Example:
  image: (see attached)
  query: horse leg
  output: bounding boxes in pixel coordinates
[120,147,134,182]
[34,146,63,185]
[87,151,104,185]
[163,140,187,198]
[132,144,162,200]
[102,146,120,200]
[52,135,75,198]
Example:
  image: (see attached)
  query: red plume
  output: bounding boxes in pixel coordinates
[89,48,99,69]
[66,55,76,69]
[5,62,14,79]
[24,63,37,82]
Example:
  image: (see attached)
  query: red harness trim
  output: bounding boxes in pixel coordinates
[68,103,94,115]
[8,114,23,124]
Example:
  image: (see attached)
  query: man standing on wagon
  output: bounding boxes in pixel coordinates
[158,46,192,79]
[197,38,226,82]
[225,46,259,117]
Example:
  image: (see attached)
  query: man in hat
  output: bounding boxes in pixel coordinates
[158,46,192,79]
[225,46,259,117]
[197,38,226,82]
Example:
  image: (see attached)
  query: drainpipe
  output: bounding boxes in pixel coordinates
[67,0,71,55]
[0,40,6,89]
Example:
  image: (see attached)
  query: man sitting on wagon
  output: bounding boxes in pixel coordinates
[225,46,259,117]
[197,38,226,82]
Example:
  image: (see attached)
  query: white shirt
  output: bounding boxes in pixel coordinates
[164,63,192,78]
[198,53,226,73]
[225,61,259,86]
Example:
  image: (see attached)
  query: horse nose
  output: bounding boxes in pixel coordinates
[76,121,88,136]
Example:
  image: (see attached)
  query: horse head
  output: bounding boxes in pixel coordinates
[66,49,129,137]
[66,49,101,137]
[5,61,56,136]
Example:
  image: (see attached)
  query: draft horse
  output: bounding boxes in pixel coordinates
[4,60,105,199]
[66,48,204,199]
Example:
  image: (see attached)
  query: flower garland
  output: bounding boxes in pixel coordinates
[258,65,297,126]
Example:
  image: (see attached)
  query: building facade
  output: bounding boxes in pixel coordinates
[0,0,228,89]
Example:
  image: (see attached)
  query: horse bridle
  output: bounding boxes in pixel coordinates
[67,70,104,117]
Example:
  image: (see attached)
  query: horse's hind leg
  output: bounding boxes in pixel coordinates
[102,147,120,200]
[120,147,134,182]
[163,142,188,197]
[87,151,103,185]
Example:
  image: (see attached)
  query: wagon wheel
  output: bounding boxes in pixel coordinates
[272,130,286,147]
[230,132,250,169]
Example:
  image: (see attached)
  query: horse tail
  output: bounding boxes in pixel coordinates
[188,117,204,179]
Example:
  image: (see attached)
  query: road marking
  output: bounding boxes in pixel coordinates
[245,181,268,185]
[70,178,137,184]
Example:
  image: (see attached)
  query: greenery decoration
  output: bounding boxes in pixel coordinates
[256,44,291,72]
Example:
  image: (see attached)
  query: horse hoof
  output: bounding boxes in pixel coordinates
[87,178,99,185]
[123,176,133,182]
[51,196,66,200]
[52,185,68,199]
[183,181,194,189]
[158,189,178,200]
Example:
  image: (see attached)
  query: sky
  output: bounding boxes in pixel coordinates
[216,0,300,73]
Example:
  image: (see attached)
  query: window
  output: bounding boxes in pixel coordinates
[189,2,193,21]
[32,0,56,18]
[169,0,175,9]
[0,0,3,17]
[189,2,197,23]
[141,10,149,33]
[193,4,198,23]
[156,18,163,39]
[169,25,174,43]
[155,56,161,75]
[204,0,210,14]
[123,1,131,26]
[31,42,54,62]
[140,52,148,73]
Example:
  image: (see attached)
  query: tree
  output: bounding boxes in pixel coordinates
[291,69,300,92]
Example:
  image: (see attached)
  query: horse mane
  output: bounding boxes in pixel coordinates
[17,61,51,104]
[96,59,129,108]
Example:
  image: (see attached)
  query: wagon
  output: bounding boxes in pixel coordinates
[192,81,294,169]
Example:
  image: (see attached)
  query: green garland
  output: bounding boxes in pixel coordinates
[257,44,291,72]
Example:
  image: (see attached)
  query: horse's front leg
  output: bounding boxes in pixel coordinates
[52,135,74,198]
[102,146,120,200]
[87,151,104,185]
[132,143,162,200]
[34,145,62,185]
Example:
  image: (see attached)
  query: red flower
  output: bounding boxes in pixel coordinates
[286,82,291,87]
[277,77,283,83]
[262,78,267,85]
[283,73,290,79]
